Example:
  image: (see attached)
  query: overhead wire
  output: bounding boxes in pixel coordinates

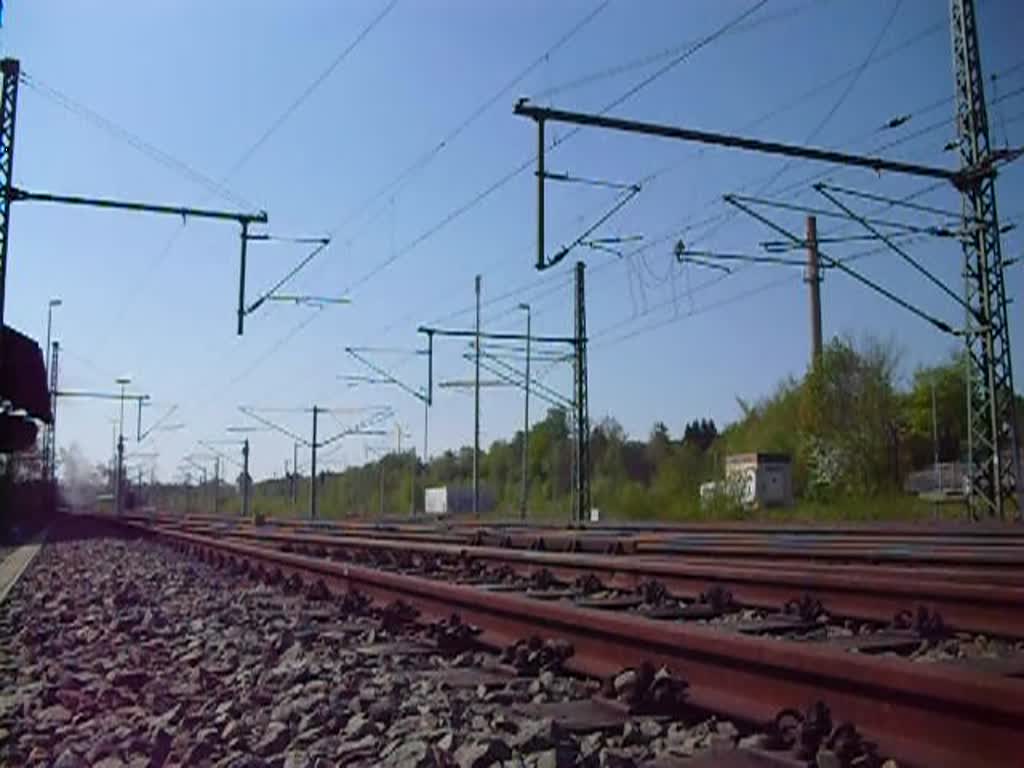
[388,173,651,337]
[692,63,1023,243]
[589,149,963,348]
[88,0,399,366]
[412,0,852,336]
[531,0,834,101]
[765,0,904,191]
[164,3,1004,476]
[170,4,617,432]
[591,172,962,352]
[599,58,1024,304]
[593,231,942,352]
[220,0,400,184]
[478,9,976,341]
[592,272,798,351]
[687,0,905,252]
[323,0,613,240]
[19,72,255,211]
[311,0,884,370]
[312,2,775,353]
[279,1,617,310]
[246,239,333,314]
[339,0,770,297]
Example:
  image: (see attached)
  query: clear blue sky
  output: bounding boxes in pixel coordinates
[4,1,1022,484]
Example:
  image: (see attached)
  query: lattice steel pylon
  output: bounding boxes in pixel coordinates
[950,0,1020,518]
[572,261,591,523]
[0,59,20,372]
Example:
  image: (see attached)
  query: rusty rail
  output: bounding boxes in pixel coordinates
[140,511,1024,565]
[153,519,1024,637]
[124,519,1024,768]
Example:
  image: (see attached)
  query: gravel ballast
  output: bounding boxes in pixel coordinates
[0,520,761,768]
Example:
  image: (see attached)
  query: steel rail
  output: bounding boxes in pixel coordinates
[186,517,1024,568]
[150,510,1024,538]
[124,520,1024,768]
[140,512,1024,549]
[152,516,1024,586]
[136,513,1024,574]
[146,519,1024,638]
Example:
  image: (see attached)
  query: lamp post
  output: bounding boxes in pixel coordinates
[115,375,131,515]
[45,298,61,375]
[518,302,531,520]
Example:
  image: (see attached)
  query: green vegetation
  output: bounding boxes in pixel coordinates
[154,336,1021,523]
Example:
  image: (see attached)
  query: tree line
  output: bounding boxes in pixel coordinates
[153,335,1021,520]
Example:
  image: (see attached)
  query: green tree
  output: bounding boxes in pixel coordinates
[682,418,718,452]
[800,336,901,496]
[902,352,968,466]
[647,421,672,466]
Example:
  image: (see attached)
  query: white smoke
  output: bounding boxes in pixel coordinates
[58,442,100,509]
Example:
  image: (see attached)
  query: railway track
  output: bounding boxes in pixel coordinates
[116,513,1024,768]
[152,512,1024,567]
[145,516,1024,637]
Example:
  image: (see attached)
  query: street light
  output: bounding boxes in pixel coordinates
[45,298,61,376]
[114,375,131,515]
[518,302,531,520]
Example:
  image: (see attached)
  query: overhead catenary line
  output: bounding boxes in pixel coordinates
[721,193,960,235]
[725,195,958,335]
[138,404,180,442]
[814,182,979,223]
[596,61,1024,286]
[244,237,333,315]
[264,295,350,307]
[344,0,768,292]
[345,347,427,404]
[19,71,254,211]
[474,351,573,409]
[90,0,399,361]
[346,346,428,356]
[418,326,577,346]
[221,0,400,184]
[687,0,916,246]
[167,4,983,468]
[515,139,965,338]
[544,171,639,191]
[532,0,904,102]
[814,183,973,313]
[323,0,612,240]
[760,231,921,252]
[242,0,816,412]
[424,20,985,342]
[548,184,642,266]
[401,57,950,339]
[595,227,934,349]
[762,0,904,194]
[675,246,807,269]
[619,66,1022,292]
[502,171,956,353]
[474,357,570,410]
[592,272,799,351]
